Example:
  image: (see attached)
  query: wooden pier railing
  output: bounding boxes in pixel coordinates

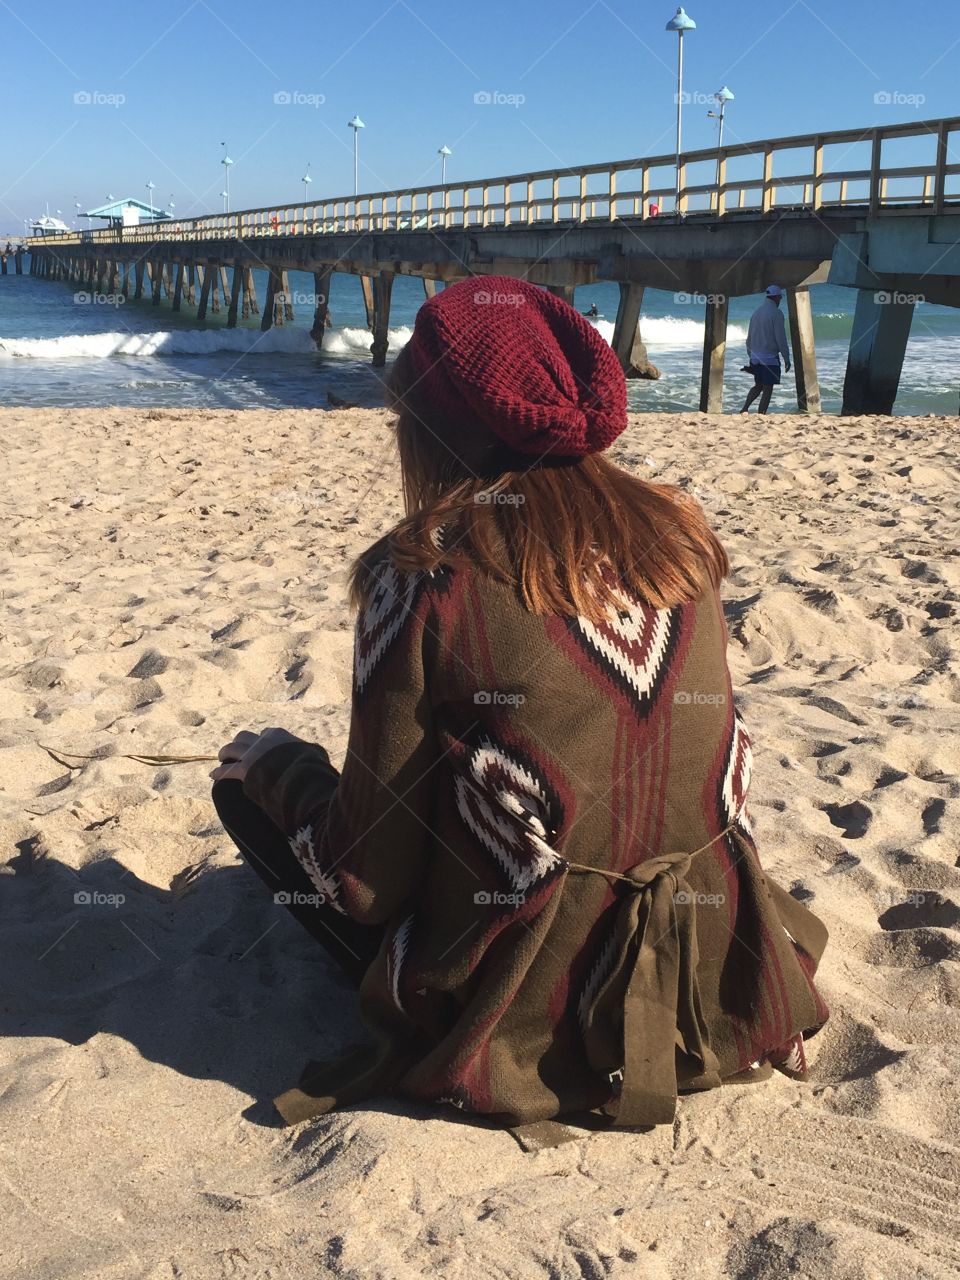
[26,116,960,249]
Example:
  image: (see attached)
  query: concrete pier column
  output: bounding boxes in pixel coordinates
[370,270,395,367]
[15,250,23,274]
[277,270,293,322]
[197,265,213,320]
[188,265,200,307]
[242,267,258,318]
[173,264,184,312]
[227,264,241,327]
[134,260,144,299]
[841,289,914,415]
[360,275,375,330]
[261,269,279,332]
[309,267,333,345]
[787,287,820,413]
[219,267,231,308]
[423,278,439,300]
[210,268,221,314]
[611,282,658,379]
[151,261,163,306]
[546,284,576,304]
[699,293,729,413]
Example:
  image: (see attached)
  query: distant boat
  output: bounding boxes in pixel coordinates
[29,216,71,236]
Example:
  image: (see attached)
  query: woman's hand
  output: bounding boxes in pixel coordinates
[210,727,304,784]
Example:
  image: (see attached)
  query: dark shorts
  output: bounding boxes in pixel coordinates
[753,361,781,387]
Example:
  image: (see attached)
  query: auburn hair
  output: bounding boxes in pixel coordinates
[349,341,728,622]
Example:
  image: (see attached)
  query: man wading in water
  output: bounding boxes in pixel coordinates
[741,284,792,414]
[211,277,828,1131]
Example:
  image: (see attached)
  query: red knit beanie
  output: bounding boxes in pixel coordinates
[403,276,627,459]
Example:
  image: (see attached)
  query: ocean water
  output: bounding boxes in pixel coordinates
[0,264,957,414]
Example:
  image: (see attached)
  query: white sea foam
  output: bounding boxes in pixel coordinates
[322,324,415,357]
[0,327,319,360]
[0,316,748,363]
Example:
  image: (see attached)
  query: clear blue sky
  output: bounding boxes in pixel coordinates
[1,0,957,226]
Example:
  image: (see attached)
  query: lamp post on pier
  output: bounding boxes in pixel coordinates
[145,180,155,219]
[220,144,234,213]
[707,85,734,208]
[438,144,451,183]
[348,115,365,197]
[301,165,312,203]
[665,6,696,219]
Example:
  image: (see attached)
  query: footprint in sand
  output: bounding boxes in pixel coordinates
[877,893,960,932]
[821,800,872,839]
[922,798,946,836]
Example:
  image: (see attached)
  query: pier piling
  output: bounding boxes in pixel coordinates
[787,287,821,413]
[841,289,914,415]
[370,271,394,367]
[699,294,729,413]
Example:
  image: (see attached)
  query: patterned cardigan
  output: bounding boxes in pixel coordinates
[242,556,829,1127]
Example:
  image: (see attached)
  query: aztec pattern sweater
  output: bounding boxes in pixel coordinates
[242,556,829,1127]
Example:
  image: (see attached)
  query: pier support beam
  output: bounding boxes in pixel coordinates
[151,261,163,306]
[699,293,729,413]
[370,270,394,367]
[242,268,258,318]
[360,275,375,330]
[611,283,659,380]
[134,260,144,299]
[197,265,213,320]
[786,286,821,413]
[173,264,184,312]
[227,264,241,327]
[310,268,333,345]
[261,269,279,332]
[423,278,439,300]
[841,289,914,415]
[280,270,294,322]
[546,284,576,304]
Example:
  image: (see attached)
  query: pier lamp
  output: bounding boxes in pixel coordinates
[145,180,155,219]
[438,145,452,184]
[665,6,696,218]
[301,166,312,203]
[74,200,81,228]
[707,85,734,207]
[348,115,365,197]
[221,144,234,213]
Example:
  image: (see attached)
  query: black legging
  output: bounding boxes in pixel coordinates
[211,779,383,987]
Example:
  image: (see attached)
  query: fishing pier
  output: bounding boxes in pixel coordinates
[22,115,960,414]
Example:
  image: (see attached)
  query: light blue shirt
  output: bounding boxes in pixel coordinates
[747,299,790,366]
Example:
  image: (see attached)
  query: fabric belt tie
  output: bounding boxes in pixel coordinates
[575,848,723,1127]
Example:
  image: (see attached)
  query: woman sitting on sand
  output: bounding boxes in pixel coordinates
[210,277,828,1129]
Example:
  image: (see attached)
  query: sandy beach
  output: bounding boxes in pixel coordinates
[1,405,958,1279]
